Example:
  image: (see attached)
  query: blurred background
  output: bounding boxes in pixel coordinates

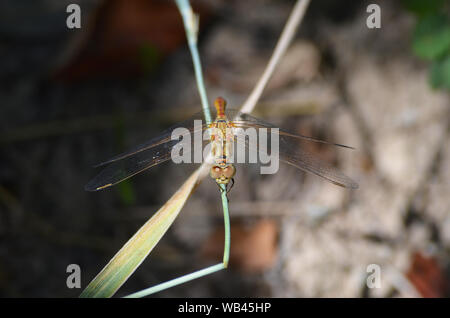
[0,0,449,297]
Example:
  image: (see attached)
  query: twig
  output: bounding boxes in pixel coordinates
[240,0,311,114]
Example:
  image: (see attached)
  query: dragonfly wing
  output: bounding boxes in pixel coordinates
[94,111,206,167]
[86,140,179,191]
[277,136,358,189]
[234,127,358,189]
[227,108,354,149]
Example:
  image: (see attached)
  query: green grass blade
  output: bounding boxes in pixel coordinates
[80,169,201,298]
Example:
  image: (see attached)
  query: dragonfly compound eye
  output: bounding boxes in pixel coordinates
[222,165,236,178]
[210,166,222,179]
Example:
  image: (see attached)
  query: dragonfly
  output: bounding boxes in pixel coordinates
[85,97,358,192]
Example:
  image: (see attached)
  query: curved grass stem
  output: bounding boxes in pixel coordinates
[124,263,225,298]
[220,184,230,267]
[176,0,212,125]
[240,0,311,114]
[120,0,228,298]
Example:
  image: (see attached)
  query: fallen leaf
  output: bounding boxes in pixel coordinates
[201,219,279,273]
[406,251,449,298]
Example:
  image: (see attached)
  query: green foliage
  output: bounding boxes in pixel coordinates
[430,55,450,89]
[403,0,445,17]
[412,14,450,60]
[404,0,450,90]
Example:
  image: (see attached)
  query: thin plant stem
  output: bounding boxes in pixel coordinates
[124,263,225,298]
[177,0,230,271]
[176,0,212,124]
[220,184,230,267]
[240,0,311,114]
[122,0,225,298]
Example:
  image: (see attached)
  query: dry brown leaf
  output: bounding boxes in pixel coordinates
[201,219,279,273]
[406,252,449,298]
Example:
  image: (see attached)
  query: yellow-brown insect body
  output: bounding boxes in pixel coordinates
[209,97,236,185]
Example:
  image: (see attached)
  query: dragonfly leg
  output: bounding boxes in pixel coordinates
[216,182,225,193]
[215,182,230,203]
[226,178,235,194]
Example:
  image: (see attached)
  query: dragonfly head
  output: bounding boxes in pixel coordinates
[210,164,235,184]
[214,97,227,117]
